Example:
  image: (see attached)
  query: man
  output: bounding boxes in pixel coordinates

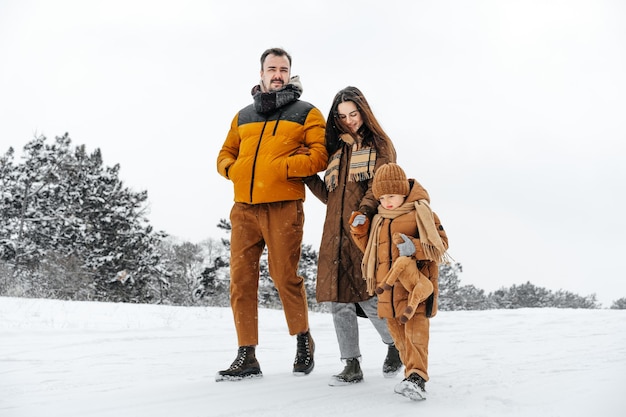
[216,47,328,381]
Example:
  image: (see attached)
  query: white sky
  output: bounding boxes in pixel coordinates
[2,297,625,415]
[1,0,625,306]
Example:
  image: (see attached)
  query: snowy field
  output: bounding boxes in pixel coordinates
[1,297,625,417]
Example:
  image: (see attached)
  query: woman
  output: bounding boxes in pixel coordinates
[305,86,402,386]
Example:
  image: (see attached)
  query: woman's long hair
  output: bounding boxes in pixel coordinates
[325,86,396,159]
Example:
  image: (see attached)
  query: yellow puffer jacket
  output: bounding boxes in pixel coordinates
[217,100,328,204]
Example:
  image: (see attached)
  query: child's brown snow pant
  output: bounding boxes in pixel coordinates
[229,200,310,347]
[387,312,430,381]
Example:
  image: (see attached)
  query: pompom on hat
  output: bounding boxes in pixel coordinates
[372,163,410,200]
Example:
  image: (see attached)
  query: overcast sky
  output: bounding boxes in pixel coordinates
[1,0,625,306]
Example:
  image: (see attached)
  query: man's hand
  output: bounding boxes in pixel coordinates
[291,146,311,156]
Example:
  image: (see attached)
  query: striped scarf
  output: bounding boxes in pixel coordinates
[324,135,376,192]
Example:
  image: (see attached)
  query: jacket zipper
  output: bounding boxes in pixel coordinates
[250,121,268,202]
[249,114,282,203]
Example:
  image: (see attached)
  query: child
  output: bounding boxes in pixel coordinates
[349,163,449,401]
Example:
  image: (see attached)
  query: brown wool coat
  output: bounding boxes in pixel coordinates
[351,179,449,318]
[305,141,395,303]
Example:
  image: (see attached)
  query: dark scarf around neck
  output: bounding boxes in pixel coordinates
[251,75,303,114]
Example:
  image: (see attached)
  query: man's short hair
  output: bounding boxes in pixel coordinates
[260,47,292,69]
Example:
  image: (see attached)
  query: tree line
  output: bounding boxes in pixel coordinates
[1,135,624,310]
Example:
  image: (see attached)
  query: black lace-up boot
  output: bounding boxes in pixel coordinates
[382,343,403,378]
[293,331,315,375]
[215,346,262,381]
[328,357,364,386]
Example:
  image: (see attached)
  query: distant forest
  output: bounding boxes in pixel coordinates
[2,135,625,310]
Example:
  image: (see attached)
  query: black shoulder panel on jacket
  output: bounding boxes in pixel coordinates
[237,101,315,126]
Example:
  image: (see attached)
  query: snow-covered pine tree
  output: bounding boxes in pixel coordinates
[0,134,166,302]
[298,243,322,311]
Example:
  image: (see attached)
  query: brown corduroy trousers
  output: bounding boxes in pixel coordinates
[229,200,310,347]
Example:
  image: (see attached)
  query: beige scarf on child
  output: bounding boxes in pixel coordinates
[361,199,447,295]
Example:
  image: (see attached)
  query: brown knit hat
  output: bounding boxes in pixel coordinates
[372,163,410,200]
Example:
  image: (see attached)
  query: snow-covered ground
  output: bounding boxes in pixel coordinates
[1,297,624,417]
